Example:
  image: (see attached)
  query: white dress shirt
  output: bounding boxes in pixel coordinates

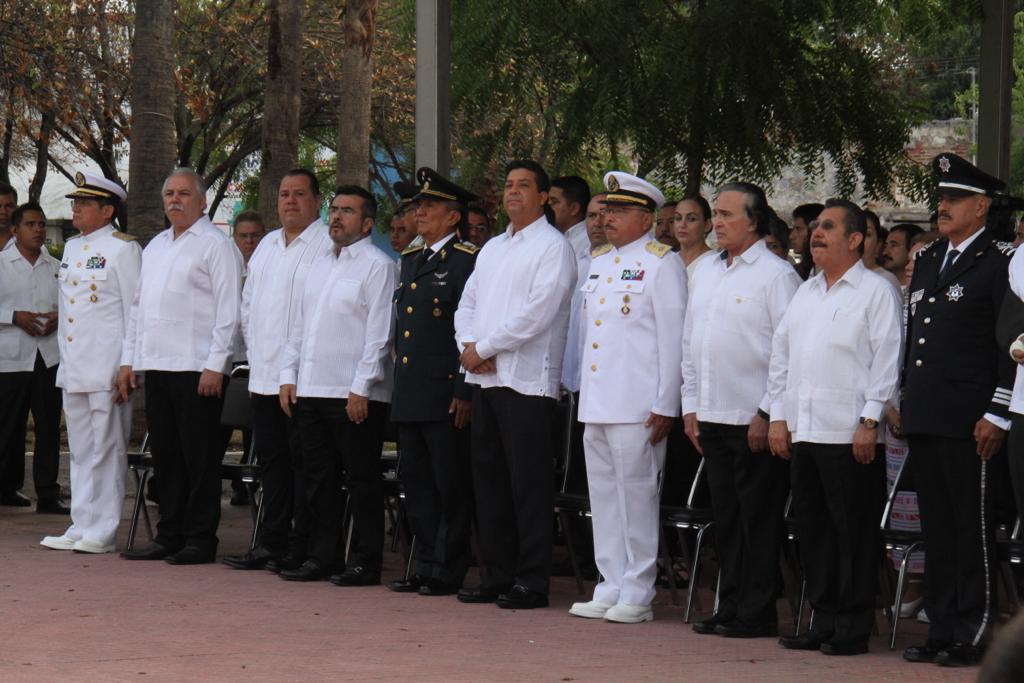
[767,261,903,444]
[0,245,60,372]
[241,220,332,395]
[561,238,593,393]
[454,215,576,398]
[1006,246,1024,416]
[579,236,687,423]
[279,236,397,401]
[681,238,801,424]
[564,220,590,256]
[685,249,718,284]
[123,215,242,374]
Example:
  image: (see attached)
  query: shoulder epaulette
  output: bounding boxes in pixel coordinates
[916,239,943,259]
[112,230,137,242]
[453,241,478,255]
[401,243,424,256]
[591,243,613,258]
[66,233,81,241]
[646,241,672,258]
[995,240,1017,256]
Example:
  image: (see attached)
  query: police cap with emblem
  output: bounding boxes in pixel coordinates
[393,180,419,215]
[413,167,480,207]
[65,171,127,203]
[933,153,1006,198]
[600,171,665,212]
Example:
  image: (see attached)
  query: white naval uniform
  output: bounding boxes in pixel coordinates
[579,235,687,606]
[56,225,141,546]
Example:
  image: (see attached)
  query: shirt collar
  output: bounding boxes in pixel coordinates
[946,226,986,257]
[334,234,371,260]
[810,259,866,292]
[720,236,768,267]
[82,224,115,243]
[277,217,326,247]
[614,234,652,256]
[505,214,550,241]
[427,232,456,253]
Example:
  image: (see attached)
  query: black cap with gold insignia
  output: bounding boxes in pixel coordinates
[601,171,665,211]
[66,171,127,203]
[393,180,419,215]
[413,167,480,207]
[933,153,1006,198]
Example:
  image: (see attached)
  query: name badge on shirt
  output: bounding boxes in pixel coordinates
[620,269,645,281]
[910,289,924,304]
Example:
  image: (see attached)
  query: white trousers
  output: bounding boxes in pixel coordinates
[62,390,131,546]
[584,422,666,606]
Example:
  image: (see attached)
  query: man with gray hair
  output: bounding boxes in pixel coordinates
[119,168,242,565]
[681,182,801,637]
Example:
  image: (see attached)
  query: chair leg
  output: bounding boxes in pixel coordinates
[249,485,265,552]
[878,547,896,628]
[659,525,680,606]
[559,510,585,596]
[795,577,807,636]
[126,469,144,551]
[404,535,417,581]
[890,542,922,650]
[685,524,710,624]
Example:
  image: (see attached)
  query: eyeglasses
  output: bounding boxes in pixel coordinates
[328,206,359,216]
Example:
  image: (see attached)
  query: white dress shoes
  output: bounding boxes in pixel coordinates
[40,534,77,550]
[604,603,654,624]
[569,600,615,619]
[72,539,116,554]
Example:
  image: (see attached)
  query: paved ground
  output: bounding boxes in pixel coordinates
[0,455,979,682]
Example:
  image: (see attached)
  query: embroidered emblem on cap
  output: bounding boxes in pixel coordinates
[938,156,951,174]
[75,171,86,186]
[608,175,620,191]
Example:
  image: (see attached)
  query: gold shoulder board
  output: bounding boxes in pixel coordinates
[646,241,672,258]
[401,243,425,256]
[453,242,478,255]
[591,243,613,258]
[112,230,137,242]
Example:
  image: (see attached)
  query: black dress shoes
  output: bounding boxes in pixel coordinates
[692,612,737,635]
[496,584,549,609]
[457,585,507,604]
[903,640,951,663]
[715,620,778,638]
[121,543,178,560]
[779,632,832,651]
[280,560,331,582]
[36,498,70,515]
[418,578,459,596]
[935,642,985,667]
[265,553,304,574]
[1,490,32,507]
[329,566,381,586]
[166,546,216,565]
[222,546,277,570]
[820,640,869,656]
[387,575,424,593]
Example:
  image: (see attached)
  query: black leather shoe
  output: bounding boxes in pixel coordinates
[935,642,985,667]
[121,543,177,561]
[165,546,216,565]
[265,553,304,574]
[329,566,381,586]
[715,620,778,638]
[496,584,549,609]
[779,632,831,651]
[1,490,31,507]
[692,612,736,635]
[821,640,868,656]
[387,575,424,593]
[418,578,459,596]
[36,498,70,515]
[280,560,330,582]
[903,640,950,663]
[222,546,277,570]
[457,585,506,604]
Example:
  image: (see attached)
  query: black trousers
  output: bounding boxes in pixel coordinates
[699,421,789,623]
[791,442,885,643]
[471,386,556,594]
[145,370,227,553]
[250,393,308,555]
[909,434,998,645]
[398,420,472,585]
[296,397,386,569]
[0,352,61,499]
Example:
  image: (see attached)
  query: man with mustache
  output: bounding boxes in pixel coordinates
[901,153,1016,667]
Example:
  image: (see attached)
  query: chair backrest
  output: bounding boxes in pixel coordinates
[221,366,253,430]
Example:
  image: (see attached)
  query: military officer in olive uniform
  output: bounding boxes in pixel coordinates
[387,167,479,596]
[902,153,1016,667]
[41,172,141,554]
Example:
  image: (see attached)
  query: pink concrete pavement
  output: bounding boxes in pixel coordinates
[1,487,978,682]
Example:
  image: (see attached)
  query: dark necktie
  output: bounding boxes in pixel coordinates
[939,248,959,280]
[418,247,434,268]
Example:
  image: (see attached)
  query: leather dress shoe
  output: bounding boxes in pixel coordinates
[418,578,459,596]
[36,498,70,515]
[496,584,549,609]
[715,620,778,638]
[821,640,869,656]
[387,575,424,593]
[1,490,31,507]
[121,543,177,561]
[166,546,216,565]
[779,632,832,651]
[692,612,736,635]
[265,553,304,574]
[329,566,381,586]
[935,642,985,667]
[457,585,507,604]
[903,640,951,663]
[222,546,277,570]
[280,559,331,582]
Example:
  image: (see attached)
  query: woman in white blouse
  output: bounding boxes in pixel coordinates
[672,195,717,281]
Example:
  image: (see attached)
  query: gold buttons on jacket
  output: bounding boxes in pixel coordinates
[599,297,605,304]
[72,280,78,286]
[592,342,599,349]
[406,306,413,314]
[614,257,620,264]
[915,360,923,367]
[595,319,602,326]
[90,284,97,291]
[607,276,612,283]
[433,308,442,317]
[69,298,75,304]
[410,283,417,290]
[591,364,597,372]
[433,298,439,304]
[403,331,410,338]
[68,317,74,324]
[90,294,98,303]
[918,338,925,345]
[924,317,931,324]
[67,336,73,342]
[402,356,408,364]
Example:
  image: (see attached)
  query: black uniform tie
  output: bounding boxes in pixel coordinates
[418,247,434,268]
[939,248,960,280]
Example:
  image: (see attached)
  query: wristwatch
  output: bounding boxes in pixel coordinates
[859,417,878,429]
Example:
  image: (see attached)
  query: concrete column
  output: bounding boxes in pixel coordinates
[415,0,451,175]
[977,0,1014,180]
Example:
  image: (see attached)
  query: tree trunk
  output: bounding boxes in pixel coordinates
[0,109,13,184]
[335,36,374,187]
[257,0,303,225]
[28,112,53,202]
[127,0,177,243]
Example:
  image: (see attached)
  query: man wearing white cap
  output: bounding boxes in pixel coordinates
[41,172,141,554]
[569,172,687,623]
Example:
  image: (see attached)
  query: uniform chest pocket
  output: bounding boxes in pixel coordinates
[828,309,863,350]
[328,278,363,314]
[612,281,646,294]
[580,280,598,294]
[83,269,108,282]
[166,257,195,293]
